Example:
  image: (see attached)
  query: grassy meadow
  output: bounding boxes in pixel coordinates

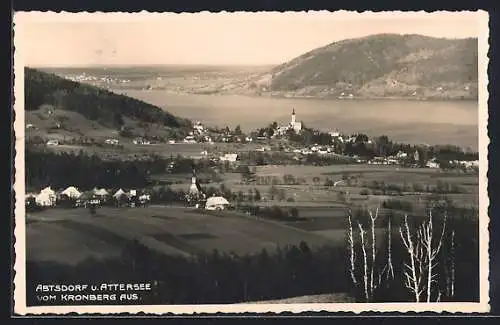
[26,205,336,265]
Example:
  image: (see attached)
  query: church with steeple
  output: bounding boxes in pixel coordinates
[188,169,204,195]
[289,108,302,133]
[275,108,303,136]
[186,168,206,207]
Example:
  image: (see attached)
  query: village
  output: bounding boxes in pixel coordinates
[26,107,480,215]
[25,175,231,212]
[36,108,479,170]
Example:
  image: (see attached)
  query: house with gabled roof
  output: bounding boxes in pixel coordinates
[61,186,82,199]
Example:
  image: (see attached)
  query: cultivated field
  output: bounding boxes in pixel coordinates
[26,206,339,265]
[169,164,479,210]
[26,163,478,266]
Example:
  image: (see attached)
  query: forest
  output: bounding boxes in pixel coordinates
[26,148,153,191]
[24,68,192,130]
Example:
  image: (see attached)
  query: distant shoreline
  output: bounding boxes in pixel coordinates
[194,91,479,103]
[114,88,479,103]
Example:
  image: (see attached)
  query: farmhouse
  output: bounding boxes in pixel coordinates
[220,153,238,162]
[396,151,408,159]
[205,196,230,211]
[93,188,110,198]
[46,140,59,146]
[183,135,197,144]
[35,192,55,207]
[35,187,57,207]
[61,186,81,199]
[105,139,120,145]
[132,137,150,145]
[113,188,127,200]
[426,158,440,169]
[40,186,56,197]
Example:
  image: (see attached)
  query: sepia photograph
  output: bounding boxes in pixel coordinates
[13,10,490,314]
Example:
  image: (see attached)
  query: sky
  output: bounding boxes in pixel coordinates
[15,11,484,67]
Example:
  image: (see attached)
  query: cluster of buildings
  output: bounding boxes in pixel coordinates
[186,170,230,211]
[44,137,155,148]
[26,186,151,209]
[26,171,233,213]
[132,137,151,145]
[177,121,256,145]
[449,159,480,169]
[288,145,335,156]
[367,151,413,165]
[64,73,131,87]
[177,122,214,144]
[188,121,215,143]
[104,139,120,146]
[186,150,240,163]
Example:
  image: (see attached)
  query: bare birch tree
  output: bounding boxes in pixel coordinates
[347,214,357,285]
[381,216,395,284]
[358,222,369,301]
[444,230,456,300]
[422,212,447,302]
[400,212,448,302]
[400,215,424,302]
[347,208,389,302]
[369,209,378,295]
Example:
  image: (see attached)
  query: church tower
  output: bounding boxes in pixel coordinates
[291,108,296,125]
[189,168,201,195]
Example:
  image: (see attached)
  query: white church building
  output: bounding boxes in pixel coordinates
[277,108,302,135]
[186,169,206,207]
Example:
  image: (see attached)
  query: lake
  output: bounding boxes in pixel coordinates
[116,90,479,150]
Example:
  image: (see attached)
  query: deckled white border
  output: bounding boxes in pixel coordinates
[12,10,490,315]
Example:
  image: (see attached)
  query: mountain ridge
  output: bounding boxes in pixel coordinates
[227,34,478,100]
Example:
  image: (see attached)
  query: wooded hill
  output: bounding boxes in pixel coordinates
[24,67,192,130]
[247,34,478,100]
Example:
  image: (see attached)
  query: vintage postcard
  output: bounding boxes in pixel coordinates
[13,10,490,315]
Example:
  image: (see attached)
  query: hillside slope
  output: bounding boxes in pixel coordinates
[238,34,478,100]
[25,67,192,129]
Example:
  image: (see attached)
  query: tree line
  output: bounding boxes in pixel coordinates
[25,67,191,130]
[26,148,153,190]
